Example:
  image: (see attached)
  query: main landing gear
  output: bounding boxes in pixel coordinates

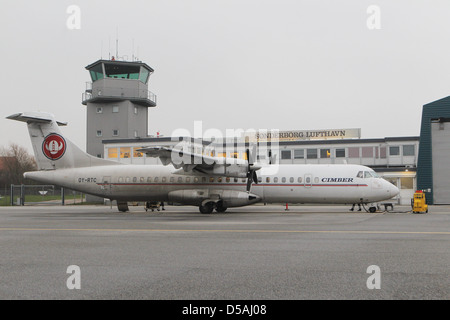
[199,201,227,214]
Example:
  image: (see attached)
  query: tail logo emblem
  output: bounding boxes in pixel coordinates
[42,133,66,160]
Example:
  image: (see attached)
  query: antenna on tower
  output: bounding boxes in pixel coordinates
[116,27,119,60]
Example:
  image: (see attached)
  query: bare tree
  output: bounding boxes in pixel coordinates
[0,143,37,186]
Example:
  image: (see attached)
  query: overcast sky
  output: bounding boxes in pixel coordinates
[2,0,450,153]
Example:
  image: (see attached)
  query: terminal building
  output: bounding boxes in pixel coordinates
[80,57,449,206]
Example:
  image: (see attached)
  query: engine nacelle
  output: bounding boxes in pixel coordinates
[202,163,248,178]
[168,189,261,207]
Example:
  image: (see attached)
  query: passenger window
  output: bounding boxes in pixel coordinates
[186,177,190,183]
[226,177,230,183]
[258,177,262,183]
[266,177,270,183]
[178,177,183,183]
[140,177,145,183]
[147,177,151,183]
[282,177,286,183]
[154,177,159,182]
[133,177,137,183]
[202,177,207,183]
[170,177,175,183]
[118,177,123,183]
[274,177,278,183]
[210,177,215,183]
[126,177,131,183]
[217,177,222,183]
[298,177,302,183]
[306,177,311,183]
[162,177,167,183]
[194,177,199,183]
[290,177,294,183]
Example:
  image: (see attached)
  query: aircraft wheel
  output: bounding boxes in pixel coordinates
[369,206,377,213]
[215,206,227,213]
[199,203,214,214]
[117,202,129,212]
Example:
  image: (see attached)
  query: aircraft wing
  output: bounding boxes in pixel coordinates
[137,146,252,178]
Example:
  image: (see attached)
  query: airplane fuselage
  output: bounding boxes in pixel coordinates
[25,163,398,207]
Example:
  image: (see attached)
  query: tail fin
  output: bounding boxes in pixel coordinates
[7,112,117,170]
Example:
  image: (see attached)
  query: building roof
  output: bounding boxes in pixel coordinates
[85,59,154,72]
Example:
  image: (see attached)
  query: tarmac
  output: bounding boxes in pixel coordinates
[0,203,448,300]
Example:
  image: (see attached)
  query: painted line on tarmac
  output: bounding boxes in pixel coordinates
[0,227,449,235]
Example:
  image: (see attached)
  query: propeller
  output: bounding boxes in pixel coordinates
[246,146,260,192]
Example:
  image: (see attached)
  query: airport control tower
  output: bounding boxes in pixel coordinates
[82,59,157,158]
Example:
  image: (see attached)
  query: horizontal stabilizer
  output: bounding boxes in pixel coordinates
[7,112,67,126]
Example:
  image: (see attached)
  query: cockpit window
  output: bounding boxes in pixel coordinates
[357,170,380,178]
[370,170,380,178]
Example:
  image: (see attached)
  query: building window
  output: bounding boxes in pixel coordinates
[389,146,400,156]
[307,149,317,159]
[348,147,360,158]
[113,129,119,136]
[361,147,373,158]
[133,148,143,158]
[96,107,103,113]
[320,149,330,158]
[336,148,346,158]
[281,150,292,160]
[400,177,414,189]
[108,148,118,158]
[403,145,415,156]
[294,149,304,159]
[134,130,139,137]
[96,130,102,137]
[134,107,138,114]
[112,106,119,113]
[120,147,131,158]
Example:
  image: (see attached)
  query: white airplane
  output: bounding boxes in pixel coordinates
[7,112,399,213]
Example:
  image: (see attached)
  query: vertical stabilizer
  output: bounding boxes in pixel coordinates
[7,112,118,170]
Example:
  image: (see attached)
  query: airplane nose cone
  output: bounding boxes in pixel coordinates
[390,183,400,197]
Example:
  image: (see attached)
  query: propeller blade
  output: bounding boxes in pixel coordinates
[246,175,252,192]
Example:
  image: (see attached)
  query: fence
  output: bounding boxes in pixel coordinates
[2,185,86,206]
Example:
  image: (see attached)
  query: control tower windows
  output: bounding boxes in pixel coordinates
[104,64,140,80]
[139,67,150,83]
[89,64,104,81]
